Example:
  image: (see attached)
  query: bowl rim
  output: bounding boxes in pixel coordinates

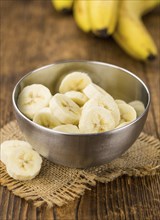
[12,60,150,136]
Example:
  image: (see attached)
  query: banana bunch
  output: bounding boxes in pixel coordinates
[51,0,160,61]
[17,71,145,133]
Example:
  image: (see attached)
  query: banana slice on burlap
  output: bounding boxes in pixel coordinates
[59,72,92,93]
[6,147,42,181]
[17,84,52,120]
[117,103,137,122]
[49,94,81,125]
[0,140,32,165]
[83,87,120,126]
[79,106,115,133]
[53,124,80,133]
[129,100,145,117]
[65,91,88,106]
[33,107,60,129]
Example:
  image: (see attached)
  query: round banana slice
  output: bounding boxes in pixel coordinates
[0,140,32,165]
[129,100,145,117]
[49,94,81,125]
[33,107,60,129]
[17,84,52,120]
[53,124,80,133]
[82,93,120,126]
[65,91,88,106]
[59,72,92,93]
[117,103,137,122]
[115,99,126,105]
[79,106,115,133]
[6,147,42,181]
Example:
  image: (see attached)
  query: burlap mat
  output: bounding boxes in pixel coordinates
[0,121,160,207]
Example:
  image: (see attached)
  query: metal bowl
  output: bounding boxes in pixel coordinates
[12,61,150,168]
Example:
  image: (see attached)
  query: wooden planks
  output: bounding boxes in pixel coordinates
[0,1,160,219]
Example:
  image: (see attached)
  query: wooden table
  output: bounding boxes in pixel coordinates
[0,1,160,219]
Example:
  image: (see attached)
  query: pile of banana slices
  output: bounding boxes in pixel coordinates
[1,140,42,181]
[52,0,160,61]
[17,72,145,133]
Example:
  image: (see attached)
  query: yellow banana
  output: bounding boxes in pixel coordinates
[74,0,119,37]
[52,0,73,12]
[113,0,160,61]
[88,0,119,37]
[73,0,91,32]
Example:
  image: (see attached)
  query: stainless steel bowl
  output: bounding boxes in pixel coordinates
[12,61,150,168]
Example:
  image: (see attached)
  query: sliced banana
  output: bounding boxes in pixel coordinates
[17,84,52,120]
[79,106,115,133]
[53,124,80,133]
[0,140,32,165]
[129,100,145,117]
[116,122,129,128]
[115,99,126,105]
[117,103,137,122]
[59,72,92,93]
[82,90,120,126]
[6,147,42,181]
[33,107,60,129]
[49,94,81,125]
[119,119,126,124]
[65,91,88,106]
[83,83,109,98]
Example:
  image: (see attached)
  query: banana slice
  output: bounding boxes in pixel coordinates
[0,140,32,165]
[116,122,129,128]
[53,124,80,133]
[33,107,60,129]
[83,83,109,98]
[59,72,92,93]
[49,94,81,125]
[6,147,42,181]
[119,119,126,124]
[79,106,115,133]
[115,99,126,105]
[83,87,120,126]
[129,100,145,117]
[117,103,137,122]
[17,84,52,120]
[65,91,88,106]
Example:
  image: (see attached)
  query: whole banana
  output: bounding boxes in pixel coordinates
[113,0,159,61]
[52,0,73,13]
[74,0,119,37]
[73,0,90,32]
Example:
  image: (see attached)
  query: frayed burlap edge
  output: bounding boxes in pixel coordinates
[0,162,96,207]
[94,165,160,183]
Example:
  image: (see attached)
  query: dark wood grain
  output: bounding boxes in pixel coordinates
[0,1,160,219]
